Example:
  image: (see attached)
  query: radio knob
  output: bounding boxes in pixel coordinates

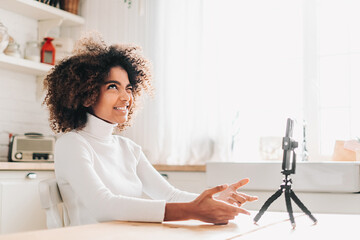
[15,152,23,159]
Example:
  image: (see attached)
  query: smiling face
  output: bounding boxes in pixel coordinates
[90,66,133,124]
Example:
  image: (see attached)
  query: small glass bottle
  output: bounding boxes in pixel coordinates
[4,41,21,58]
[25,41,40,62]
[0,21,9,53]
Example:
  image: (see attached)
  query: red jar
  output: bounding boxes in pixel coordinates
[41,37,55,65]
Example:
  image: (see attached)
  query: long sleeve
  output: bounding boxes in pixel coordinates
[136,151,199,202]
[55,133,167,224]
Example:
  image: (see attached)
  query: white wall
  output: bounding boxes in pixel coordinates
[0,9,53,161]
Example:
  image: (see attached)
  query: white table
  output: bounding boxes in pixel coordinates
[0,211,357,240]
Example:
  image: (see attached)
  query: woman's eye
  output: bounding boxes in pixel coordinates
[127,87,133,92]
[107,84,117,89]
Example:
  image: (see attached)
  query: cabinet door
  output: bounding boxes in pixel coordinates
[158,171,206,194]
[0,171,55,234]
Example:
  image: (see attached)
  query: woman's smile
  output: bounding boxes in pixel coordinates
[113,105,129,114]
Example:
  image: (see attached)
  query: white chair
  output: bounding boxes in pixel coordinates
[38,178,69,228]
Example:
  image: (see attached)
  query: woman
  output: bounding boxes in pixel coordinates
[43,32,257,226]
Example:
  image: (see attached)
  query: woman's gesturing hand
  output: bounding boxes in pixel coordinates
[188,184,251,225]
[164,180,258,225]
[215,178,258,207]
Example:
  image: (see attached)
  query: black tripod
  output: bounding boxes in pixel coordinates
[253,119,317,228]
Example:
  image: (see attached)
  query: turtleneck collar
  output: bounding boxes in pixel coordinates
[80,113,118,141]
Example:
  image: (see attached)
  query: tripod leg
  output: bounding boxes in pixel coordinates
[254,189,283,224]
[285,188,296,229]
[290,190,317,224]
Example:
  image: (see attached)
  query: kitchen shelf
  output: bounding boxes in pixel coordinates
[0,54,52,75]
[0,0,82,76]
[0,0,85,26]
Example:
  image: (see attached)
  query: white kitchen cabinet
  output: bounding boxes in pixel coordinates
[158,171,207,194]
[0,170,54,234]
[206,162,360,214]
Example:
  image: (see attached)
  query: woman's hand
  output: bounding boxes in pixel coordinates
[215,178,258,207]
[165,184,251,225]
[189,184,251,224]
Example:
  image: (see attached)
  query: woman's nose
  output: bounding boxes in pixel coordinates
[119,89,131,101]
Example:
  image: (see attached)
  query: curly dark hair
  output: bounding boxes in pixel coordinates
[43,32,153,133]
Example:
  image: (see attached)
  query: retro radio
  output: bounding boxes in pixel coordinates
[8,133,55,162]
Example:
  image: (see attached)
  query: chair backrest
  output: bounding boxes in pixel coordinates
[38,178,69,228]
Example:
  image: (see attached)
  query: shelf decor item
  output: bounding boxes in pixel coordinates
[59,0,80,15]
[36,0,59,7]
[25,41,41,62]
[41,37,56,65]
[4,40,21,58]
[0,21,9,54]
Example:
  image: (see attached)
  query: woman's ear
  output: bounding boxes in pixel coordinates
[83,99,92,108]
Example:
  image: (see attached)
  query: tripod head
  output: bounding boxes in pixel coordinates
[281,118,298,175]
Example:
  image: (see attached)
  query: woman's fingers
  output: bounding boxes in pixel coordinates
[229,178,250,190]
[237,192,259,202]
[213,178,258,209]
[213,202,250,219]
[193,188,251,224]
[221,201,251,215]
[230,193,247,206]
[202,184,229,198]
[229,192,258,206]
[235,206,250,216]
[225,196,244,207]
[192,182,256,225]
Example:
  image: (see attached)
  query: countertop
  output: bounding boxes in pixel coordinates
[0,162,206,172]
[0,162,55,171]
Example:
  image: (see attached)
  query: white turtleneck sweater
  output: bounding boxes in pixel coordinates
[55,113,198,226]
